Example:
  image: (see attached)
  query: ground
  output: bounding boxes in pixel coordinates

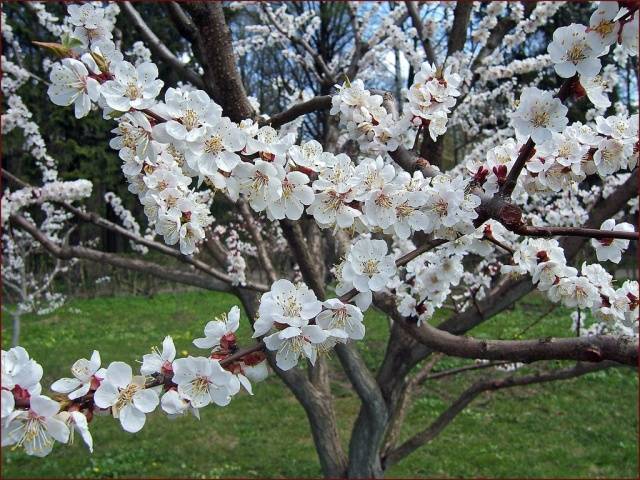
[1,290,637,478]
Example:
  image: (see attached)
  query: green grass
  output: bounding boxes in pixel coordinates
[2,291,637,478]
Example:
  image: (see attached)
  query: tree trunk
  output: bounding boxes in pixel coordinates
[12,311,21,347]
[234,289,348,478]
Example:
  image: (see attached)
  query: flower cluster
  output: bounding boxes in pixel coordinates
[2,307,269,457]
[1,347,73,457]
[330,79,411,154]
[407,62,462,141]
[516,114,638,195]
[504,237,638,334]
[392,230,498,325]
[255,279,365,370]
[2,180,93,225]
[308,153,480,241]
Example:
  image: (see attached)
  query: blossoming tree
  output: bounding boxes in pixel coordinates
[2,2,638,477]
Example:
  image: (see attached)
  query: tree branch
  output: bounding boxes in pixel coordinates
[447,1,473,56]
[513,224,638,241]
[376,293,638,367]
[182,2,253,121]
[260,95,332,128]
[383,361,617,467]
[120,2,204,89]
[164,2,198,43]
[405,1,436,64]
[381,353,443,457]
[420,360,512,382]
[10,214,232,293]
[2,169,268,292]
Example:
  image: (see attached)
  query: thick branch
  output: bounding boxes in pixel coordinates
[377,294,638,366]
[389,145,440,178]
[277,219,388,473]
[234,292,348,478]
[447,2,473,56]
[183,3,253,121]
[165,2,198,43]
[339,341,390,477]
[381,353,442,457]
[345,3,366,80]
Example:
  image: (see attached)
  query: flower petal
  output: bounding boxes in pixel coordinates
[133,389,159,413]
[51,377,82,394]
[106,362,133,389]
[44,417,70,443]
[30,395,60,418]
[93,381,119,409]
[119,404,146,433]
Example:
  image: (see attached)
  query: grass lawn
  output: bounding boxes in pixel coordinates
[1,290,637,478]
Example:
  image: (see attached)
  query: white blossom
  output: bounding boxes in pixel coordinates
[101,61,163,111]
[254,279,322,336]
[93,362,159,433]
[67,3,113,47]
[343,238,396,293]
[316,299,365,340]
[548,23,604,78]
[233,160,283,212]
[267,171,314,221]
[56,411,93,453]
[141,336,176,375]
[51,350,104,400]
[587,2,621,50]
[171,356,240,408]
[511,87,568,144]
[2,395,69,457]
[264,325,329,370]
[47,58,100,118]
[193,306,241,350]
[591,219,635,263]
